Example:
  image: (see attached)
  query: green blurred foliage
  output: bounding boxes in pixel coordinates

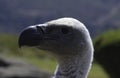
[0,34,18,55]
[94,29,120,50]
[94,29,120,78]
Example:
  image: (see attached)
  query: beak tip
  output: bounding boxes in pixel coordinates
[18,36,23,48]
[18,28,28,48]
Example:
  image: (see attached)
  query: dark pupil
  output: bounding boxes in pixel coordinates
[61,28,69,34]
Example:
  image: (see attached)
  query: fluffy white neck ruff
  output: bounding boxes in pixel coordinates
[53,48,93,78]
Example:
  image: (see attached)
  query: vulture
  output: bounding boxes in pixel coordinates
[18,17,94,78]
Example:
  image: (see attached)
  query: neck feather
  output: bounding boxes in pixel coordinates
[53,50,93,78]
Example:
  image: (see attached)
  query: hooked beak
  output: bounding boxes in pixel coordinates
[18,25,45,48]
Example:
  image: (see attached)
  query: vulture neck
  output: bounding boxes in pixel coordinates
[53,50,93,78]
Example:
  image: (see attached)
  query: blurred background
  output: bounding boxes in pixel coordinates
[0,0,120,78]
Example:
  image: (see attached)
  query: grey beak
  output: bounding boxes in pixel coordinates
[18,26,45,48]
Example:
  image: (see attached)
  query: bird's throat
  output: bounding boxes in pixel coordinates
[53,53,93,78]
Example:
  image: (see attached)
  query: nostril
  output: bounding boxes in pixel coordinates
[36,26,46,33]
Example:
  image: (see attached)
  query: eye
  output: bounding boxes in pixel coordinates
[61,27,69,34]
